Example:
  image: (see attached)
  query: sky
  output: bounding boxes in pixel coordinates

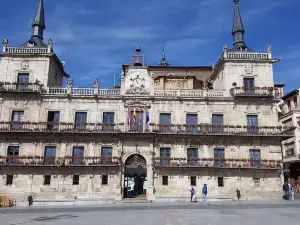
[0,0,299,93]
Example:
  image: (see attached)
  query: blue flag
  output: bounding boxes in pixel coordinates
[146,108,150,124]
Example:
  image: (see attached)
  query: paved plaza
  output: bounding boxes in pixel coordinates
[1,201,300,225]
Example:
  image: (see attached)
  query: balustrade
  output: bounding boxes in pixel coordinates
[5,47,49,54]
[0,156,120,167]
[0,121,294,137]
[153,157,281,170]
[231,87,274,97]
[0,82,43,93]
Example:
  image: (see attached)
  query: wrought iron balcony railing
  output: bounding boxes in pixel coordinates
[230,87,274,98]
[0,122,295,137]
[153,157,282,170]
[0,156,121,167]
[0,82,43,93]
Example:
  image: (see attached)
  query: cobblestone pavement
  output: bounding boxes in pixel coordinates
[1,201,300,225]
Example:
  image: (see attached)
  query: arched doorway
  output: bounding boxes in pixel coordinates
[123,154,147,198]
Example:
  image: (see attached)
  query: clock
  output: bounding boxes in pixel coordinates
[125,69,150,95]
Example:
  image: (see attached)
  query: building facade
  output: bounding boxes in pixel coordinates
[0,0,294,205]
[278,89,300,184]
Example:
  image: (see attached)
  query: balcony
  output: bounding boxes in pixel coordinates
[154,89,226,98]
[0,82,43,93]
[153,157,282,170]
[46,87,120,96]
[0,122,295,137]
[231,87,274,98]
[0,156,121,167]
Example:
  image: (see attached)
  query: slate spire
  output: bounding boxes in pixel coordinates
[159,47,169,66]
[32,0,46,39]
[232,0,247,50]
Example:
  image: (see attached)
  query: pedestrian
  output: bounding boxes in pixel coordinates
[283,181,289,200]
[202,184,208,205]
[27,194,33,206]
[236,188,241,200]
[190,187,195,202]
[291,185,295,201]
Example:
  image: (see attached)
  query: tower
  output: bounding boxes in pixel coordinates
[0,0,68,88]
[131,45,145,66]
[210,0,281,96]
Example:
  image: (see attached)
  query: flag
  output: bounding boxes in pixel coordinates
[127,108,131,125]
[146,108,150,124]
[133,107,136,124]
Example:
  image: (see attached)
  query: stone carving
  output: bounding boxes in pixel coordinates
[124,100,151,108]
[94,78,99,88]
[267,44,272,53]
[21,60,29,70]
[67,77,73,87]
[48,38,53,46]
[223,43,228,52]
[125,69,150,95]
[244,64,253,74]
[2,37,8,46]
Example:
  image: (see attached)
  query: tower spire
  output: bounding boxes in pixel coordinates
[159,47,169,66]
[22,0,46,47]
[231,0,248,51]
[32,0,46,39]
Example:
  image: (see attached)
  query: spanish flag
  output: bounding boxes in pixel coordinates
[133,108,136,124]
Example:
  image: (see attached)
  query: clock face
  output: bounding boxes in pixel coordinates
[125,69,151,95]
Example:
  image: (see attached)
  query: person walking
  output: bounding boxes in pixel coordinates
[202,184,208,205]
[27,194,33,206]
[190,187,195,202]
[236,188,241,200]
[283,181,289,200]
[291,185,295,201]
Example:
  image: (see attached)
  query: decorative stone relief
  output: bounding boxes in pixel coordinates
[21,60,29,70]
[124,69,151,95]
[244,64,253,74]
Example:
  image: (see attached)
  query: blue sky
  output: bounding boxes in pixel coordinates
[0,0,299,92]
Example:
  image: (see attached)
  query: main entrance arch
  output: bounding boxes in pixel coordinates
[123,154,147,198]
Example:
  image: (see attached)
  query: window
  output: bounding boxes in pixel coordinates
[247,115,258,133]
[159,113,171,131]
[160,148,171,165]
[73,175,80,185]
[44,146,56,165]
[186,114,198,133]
[75,112,87,130]
[72,147,84,165]
[102,175,108,185]
[282,119,293,128]
[101,147,112,163]
[212,114,224,133]
[190,176,196,186]
[47,111,60,130]
[130,110,143,131]
[284,142,295,157]
[7,146,20,165]
[253,178,260,188]
[187,148,198,165]
[6,175,13,185]
[243,78,255,95]
[44,175,51,185]
[162,176,168,185]
[11,111,24,130]
[17,73,29,90]
[287,101,291,111]
[218,177,224,187]
[250,149,261,168]
[103,112,115,131]
[214,149,225,167]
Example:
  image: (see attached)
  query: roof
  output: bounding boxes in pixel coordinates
[282,89,300,100]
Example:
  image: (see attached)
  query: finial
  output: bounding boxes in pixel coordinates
[267,44,272,53]
[48,38,52,46]
[159,46,169,66]
[234,0,239,4]
[61,59,66,67]
[223,43,228,52]
[2,37,8,46]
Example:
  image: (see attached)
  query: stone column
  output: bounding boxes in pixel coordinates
[115,167,123,201]
[147,163,155,201]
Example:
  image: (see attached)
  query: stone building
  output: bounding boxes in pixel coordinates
[278,89,300,184]
[0,0,294,205]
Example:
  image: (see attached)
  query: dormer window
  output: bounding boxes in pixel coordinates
[27,42,35,47]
